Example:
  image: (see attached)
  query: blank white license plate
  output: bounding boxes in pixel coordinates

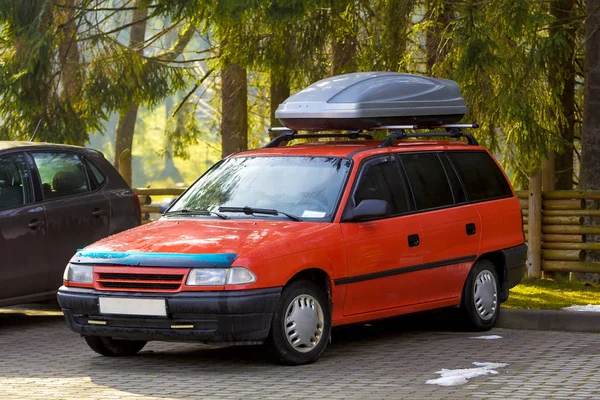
[99,297,167,317]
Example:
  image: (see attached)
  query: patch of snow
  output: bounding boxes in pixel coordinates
[562,304,600,312]
[426,362,508,387]
[470,335,503,340]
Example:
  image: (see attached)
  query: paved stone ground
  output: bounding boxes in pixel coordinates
[1,307,599,400]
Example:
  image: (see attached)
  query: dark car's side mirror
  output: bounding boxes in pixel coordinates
[347,199,391,221]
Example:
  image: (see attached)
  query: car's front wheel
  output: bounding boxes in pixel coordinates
[84,336,147,357]
[460,259,500,331]
[267,279,331,365]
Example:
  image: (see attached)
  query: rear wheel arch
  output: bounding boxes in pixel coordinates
[473,251,508,302]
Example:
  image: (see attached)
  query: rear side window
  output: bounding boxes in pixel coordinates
[448,151,512,201]
[84,158,106,187]
[32,153,90,199]
[440,154,466,204]
[353,156,410,215]
[0,154,32,209]
[400,153,454,210]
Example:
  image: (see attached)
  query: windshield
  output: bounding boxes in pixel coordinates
[168,156,352,221]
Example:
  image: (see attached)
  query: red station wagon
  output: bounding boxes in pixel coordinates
[57,73,526,365]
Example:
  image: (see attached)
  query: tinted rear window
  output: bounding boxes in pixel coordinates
[400,153,454,210]
[448,151,512,201]
[440,153,466,204]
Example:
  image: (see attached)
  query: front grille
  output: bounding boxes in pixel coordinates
[95,268,187,292]
[98,273,182,281]
[100,282,181,290]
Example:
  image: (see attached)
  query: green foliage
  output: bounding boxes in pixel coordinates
[0,0,193,144]
[0,0,588,189]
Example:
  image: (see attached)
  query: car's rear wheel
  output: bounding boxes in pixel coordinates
[267,279,331,365]
[460,259,500,331]
[84,336,147,357]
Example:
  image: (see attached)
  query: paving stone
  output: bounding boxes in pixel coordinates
[1,311,600,399]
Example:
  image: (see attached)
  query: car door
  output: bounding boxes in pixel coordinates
[29,151,111,291]
[399,152,481,303]
[340,155,425,316]
[0,152,49,302]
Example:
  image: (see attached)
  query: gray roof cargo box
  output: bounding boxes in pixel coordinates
[275,72,467,130]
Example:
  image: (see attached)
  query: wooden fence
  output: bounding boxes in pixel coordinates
[517,190,600,276]
[134,188,185,223]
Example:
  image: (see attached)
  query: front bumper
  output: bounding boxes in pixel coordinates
[57,286,281,344]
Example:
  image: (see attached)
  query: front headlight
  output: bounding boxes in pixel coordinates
[186,267,256,286]
[63,263,93,283]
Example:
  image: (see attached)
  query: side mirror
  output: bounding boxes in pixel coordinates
[348,199,390,221]
[159,198,176,213]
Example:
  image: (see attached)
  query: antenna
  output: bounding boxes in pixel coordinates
[29,119,42,142]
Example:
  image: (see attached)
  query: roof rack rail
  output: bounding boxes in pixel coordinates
[373,124,480,147]
[263,128,374,148]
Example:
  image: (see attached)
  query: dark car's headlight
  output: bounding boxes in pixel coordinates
[186,267,256,286]
[63,263,93,283]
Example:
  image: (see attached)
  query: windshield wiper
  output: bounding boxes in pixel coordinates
[218,206,302,222]
[164,209,229,220]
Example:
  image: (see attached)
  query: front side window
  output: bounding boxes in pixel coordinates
[448,151,512,201]
[0,154,32,210]
[169,156,352,221]
[401,153,454,210]
[353,157,410,215]
[32,153,90,199]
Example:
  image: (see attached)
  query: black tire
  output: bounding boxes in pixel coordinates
[84,336,147,357]
[267,279,332,365]
[459,260,500,331]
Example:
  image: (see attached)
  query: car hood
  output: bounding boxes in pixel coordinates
[81,217,335,265]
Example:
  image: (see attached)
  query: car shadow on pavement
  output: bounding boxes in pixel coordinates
[0,306,477,399]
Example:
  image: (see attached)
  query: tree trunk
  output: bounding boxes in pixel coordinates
[542,152,556,191]
[549,0,576,190]
[527,167,543,278]
[581,0,600,190]
[579,0,600,283]
[221,63,248,158]
[382,0,415,71]
[58,0,82,103]
[330,0,357,75]
[113,6,148,184]
[114,15,195,185]
[269,71,290,139]
[426,0,453,75]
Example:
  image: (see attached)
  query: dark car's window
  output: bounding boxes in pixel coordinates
[401,153,454,210]
[84,158,106,187]
[32,153,90,199]
[0,154,32,210]
[169,156,351,221]
[440,153,466,204]
[353,157,410,215]
[448,151,512,201]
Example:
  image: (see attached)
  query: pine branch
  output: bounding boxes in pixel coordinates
[171,68,214,117]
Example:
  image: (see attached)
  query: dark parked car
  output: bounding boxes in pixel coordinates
[0,142,141,307]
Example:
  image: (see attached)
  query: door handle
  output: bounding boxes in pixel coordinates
[466,223,477,236]
[92,208,107,217]
[28,219,45,229]
[408,234,420,247]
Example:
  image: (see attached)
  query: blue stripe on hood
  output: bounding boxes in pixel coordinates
[71,250,237,268]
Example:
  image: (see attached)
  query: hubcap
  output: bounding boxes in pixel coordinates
[473,270,498,320]
[284,295,324,353]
